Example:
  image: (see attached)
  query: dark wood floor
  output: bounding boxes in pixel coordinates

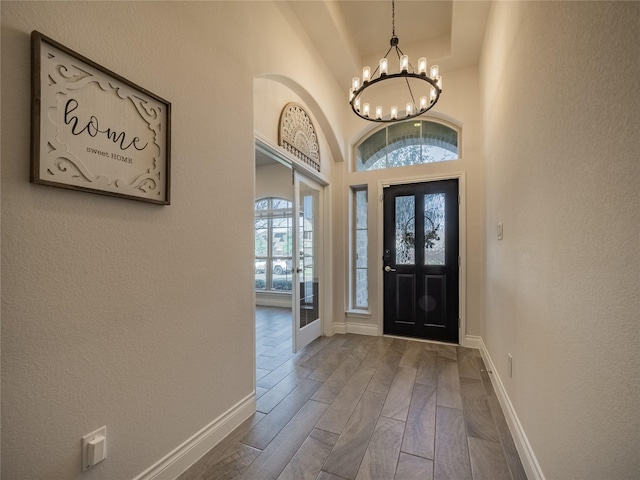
[178,306,527,480]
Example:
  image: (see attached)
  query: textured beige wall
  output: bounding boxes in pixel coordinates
[480,2,640,478]
[0,2,344,479]
[256,163,293,202]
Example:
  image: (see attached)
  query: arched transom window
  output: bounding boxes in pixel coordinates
[356,120,459,171]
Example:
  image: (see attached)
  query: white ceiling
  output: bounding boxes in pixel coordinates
[334,1,454,58]
[286,0,491,91]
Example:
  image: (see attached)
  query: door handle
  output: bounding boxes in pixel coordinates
[384,265,397,272]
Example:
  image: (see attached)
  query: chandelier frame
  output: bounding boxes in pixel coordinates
[348,0,443,123]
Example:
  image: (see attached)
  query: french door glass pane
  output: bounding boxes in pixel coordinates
[424,193,445,265]
[395,195,415,265]
[299,189,319,328]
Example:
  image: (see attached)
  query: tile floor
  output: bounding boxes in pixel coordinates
[178,306,527,480]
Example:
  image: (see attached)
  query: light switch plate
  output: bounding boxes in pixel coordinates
[82,426,107,472]
[497,222,504,240]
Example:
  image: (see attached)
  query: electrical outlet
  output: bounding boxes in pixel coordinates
[507,353,513,377]
[82,426,107,472]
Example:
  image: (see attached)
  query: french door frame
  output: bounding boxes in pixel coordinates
[377,172,468,346]
[292,172,325,352]
[254,134,332,351]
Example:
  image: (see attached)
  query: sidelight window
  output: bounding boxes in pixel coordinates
[352,187,368,309]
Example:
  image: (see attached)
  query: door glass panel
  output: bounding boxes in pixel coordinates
[299,185,319,328]
[424,193,445,265]
[395,195,415,265]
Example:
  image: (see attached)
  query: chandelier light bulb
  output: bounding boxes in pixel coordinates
[430,65,439,79]
[363,103,370,117]
[375,106,383,120]
[406,102,413,116]
[352,76,360,90]
[363,66,371,83]
[355,97,361,111]
[430,86,437,102]
[418,57,427,75]
[349,88,354,101]
[420,96,428,110]
[380,58,388,76]
[391,106,398,119]
[436,75,443,90]
[400,55,409,72]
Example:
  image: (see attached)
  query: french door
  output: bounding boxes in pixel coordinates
[383,179,459,343]
[292,172,322,352]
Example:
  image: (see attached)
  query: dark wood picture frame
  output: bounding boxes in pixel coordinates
[31,31,171,204]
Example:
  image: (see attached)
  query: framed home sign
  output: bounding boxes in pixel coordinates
[31,31,171,204]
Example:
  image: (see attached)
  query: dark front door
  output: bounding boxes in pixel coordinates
[383,179,459,343]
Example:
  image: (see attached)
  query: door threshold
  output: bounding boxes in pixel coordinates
[382,334,459,347]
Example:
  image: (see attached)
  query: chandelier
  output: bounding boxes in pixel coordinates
[348,0,442,123]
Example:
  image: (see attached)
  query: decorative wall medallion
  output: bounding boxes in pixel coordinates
[278,103,320,172]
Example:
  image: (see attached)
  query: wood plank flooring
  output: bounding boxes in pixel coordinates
[178,307,527,480]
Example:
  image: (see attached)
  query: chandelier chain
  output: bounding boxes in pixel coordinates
[392,0,395,37]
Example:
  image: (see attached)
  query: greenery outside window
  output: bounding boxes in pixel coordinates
[255,197,293,291]
[356,120,459,172]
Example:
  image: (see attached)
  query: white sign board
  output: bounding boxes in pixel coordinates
[31,31,171,204]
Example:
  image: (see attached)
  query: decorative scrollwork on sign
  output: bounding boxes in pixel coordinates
[31,31,170,204]
[278,103,320,172]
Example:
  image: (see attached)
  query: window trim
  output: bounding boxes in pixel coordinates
[351,186,369,311]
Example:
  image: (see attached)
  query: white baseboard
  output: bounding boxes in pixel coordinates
[333,322,378,336]
[478,339,545,480]
[333,322,347,334]
[463,334,483,349]
[132,393,256,480]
